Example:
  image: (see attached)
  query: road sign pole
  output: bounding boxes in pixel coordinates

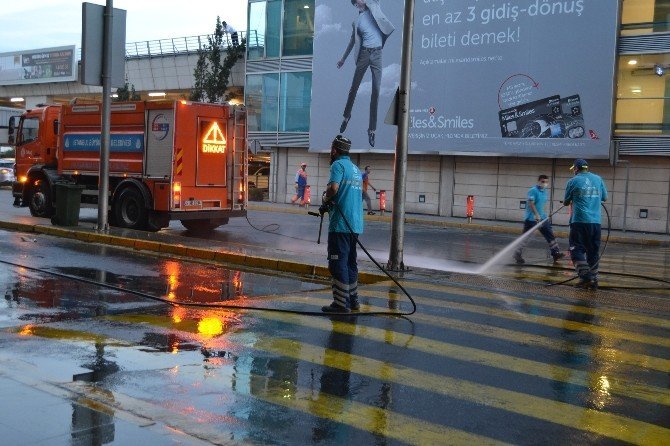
[387,0,416,272]
[97,0,113,232]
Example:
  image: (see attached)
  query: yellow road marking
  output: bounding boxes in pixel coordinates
[353,289,670,348]
[249,368,510,446]
[253,307,670,408]
[253,335,670,446]
[268,293,670,373]
[376,280,670,330]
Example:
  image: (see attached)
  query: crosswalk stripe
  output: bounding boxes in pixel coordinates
[254,308,670,408]
[250,371,511,446]
[262,292,670,373]
[351,289,670,349]
[496,269,670,294]
[253,335,670,445]
[379,280,670,330]
[100,313,670,444]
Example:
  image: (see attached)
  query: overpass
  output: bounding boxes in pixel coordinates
[0,34,246,109]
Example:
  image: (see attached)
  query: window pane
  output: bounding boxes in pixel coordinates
[246,74,279,132]
[247,2,266,60]
[622,0,670,34]
[282,0,315,57]
[616,54,670,134]
[266,0,282,58]
[19,117,39,144]
[280,72,312,132]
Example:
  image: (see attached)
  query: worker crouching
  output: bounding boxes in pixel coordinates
[320,135,364,313]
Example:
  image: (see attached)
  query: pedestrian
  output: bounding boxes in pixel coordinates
[513,175,565,264]
[291,163,308,205]
[319,135,363,313]
[337,0,395,147]
[222,21,239,47]
[564,159,608,290]
[361,165,377,215]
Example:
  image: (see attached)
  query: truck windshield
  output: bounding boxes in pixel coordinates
[18,117,39,145]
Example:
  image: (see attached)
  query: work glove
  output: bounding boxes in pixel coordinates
[318,202,331,216]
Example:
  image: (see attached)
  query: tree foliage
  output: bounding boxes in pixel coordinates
[114,82,141,101]
[190,16,246,103]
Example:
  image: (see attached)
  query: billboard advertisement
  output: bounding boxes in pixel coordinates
[0,46,77,85]
[310,1,619,158]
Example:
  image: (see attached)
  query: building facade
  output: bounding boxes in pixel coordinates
[246,0,670,234]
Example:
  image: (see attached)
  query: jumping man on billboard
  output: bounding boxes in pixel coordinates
[337,0,394,147]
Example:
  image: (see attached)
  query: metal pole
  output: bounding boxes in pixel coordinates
[97,0,113,232]
[387,0,415,272]
[621,159,630,232]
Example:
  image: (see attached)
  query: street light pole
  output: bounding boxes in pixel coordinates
[97,0,113,232]
[387,0,416,272]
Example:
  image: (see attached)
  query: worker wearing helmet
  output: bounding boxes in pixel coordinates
[291,162,308,205]
[563,159,608,290]
[320,135,364,313]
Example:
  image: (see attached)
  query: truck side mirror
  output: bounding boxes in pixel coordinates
[53,119,59,135]
[7,116,15,145]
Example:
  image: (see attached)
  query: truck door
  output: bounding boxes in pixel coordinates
[196,118,227,187]
[146,109,174,178]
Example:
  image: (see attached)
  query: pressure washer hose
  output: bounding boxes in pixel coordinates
[1,201,416,317]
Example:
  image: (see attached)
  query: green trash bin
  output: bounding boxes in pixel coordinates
[51,183,85,226]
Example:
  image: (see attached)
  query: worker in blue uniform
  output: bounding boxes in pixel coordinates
[319,135,364,313]
[514,174,565,264]
[563,159,608,290]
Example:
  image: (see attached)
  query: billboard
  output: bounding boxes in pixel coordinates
[0,46,77,85]
[310,1,620,158]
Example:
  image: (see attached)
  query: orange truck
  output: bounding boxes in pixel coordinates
[10,100,247,231]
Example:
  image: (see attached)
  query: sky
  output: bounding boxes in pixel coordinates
[0,0,248,53]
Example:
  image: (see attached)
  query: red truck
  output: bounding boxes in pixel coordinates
[9,100,247,231]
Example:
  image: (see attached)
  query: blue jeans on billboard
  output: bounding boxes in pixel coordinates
[343,47,382,132]
[569,223,601,280]
[327,232,359,310]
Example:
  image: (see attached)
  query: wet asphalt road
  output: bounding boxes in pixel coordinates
[0,223,669,445]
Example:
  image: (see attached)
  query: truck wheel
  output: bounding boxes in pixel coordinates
[180,218,228,233]
[113,187,148,229]
[28,180,54,218]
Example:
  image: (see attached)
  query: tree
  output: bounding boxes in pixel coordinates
[114,82,141,101]
[190,16,246,103]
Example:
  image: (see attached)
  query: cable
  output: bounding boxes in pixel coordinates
[0,258,414,319]
[244,214,314,244]
[517,264,670,291]
[243,198,417,316]
[311,199,417,316]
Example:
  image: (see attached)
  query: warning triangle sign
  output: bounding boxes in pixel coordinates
[204,122,226,144]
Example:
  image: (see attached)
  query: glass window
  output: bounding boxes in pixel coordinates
[279,72,312,132]
[266,0,282,58]
[616,54,670,134]
[18,117,39,145]
[247,1,282,60]
[246,73,279,132]
[622,0,670,35]
[282,0,315,57]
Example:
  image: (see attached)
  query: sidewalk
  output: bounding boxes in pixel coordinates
[0,372,208,445]
[249,201,670,247]
[0,196,667,288]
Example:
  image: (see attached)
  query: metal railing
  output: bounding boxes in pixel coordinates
[76,31,249,60]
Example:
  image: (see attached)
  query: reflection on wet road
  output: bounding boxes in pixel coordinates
[0,229,668,445]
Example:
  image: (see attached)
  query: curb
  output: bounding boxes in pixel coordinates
[0,220,385,284]
[248,204,670,247]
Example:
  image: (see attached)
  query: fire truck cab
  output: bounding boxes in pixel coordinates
[10,100,247,232]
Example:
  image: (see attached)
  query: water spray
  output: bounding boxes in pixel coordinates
[477,205,566,275]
